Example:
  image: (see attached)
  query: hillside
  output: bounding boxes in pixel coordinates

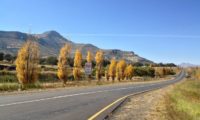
[179,63,199,68]
[0,30,153,64]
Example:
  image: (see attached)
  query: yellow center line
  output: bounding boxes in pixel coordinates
[88,95,128,120]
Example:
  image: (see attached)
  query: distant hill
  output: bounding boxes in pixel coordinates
[179,63,199,68]
[0,30,153,64]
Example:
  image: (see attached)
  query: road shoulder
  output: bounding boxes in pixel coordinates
[110,83,177,120]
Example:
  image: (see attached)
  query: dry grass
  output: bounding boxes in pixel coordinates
[166,80,200,120]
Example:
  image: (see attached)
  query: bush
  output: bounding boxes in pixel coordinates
[0,83,19,91]
[46,56,58,65]
[4,54,13,62]
[133,62,143,67]
[0,75,18,83]
[0,52,4,61]
[22,83,42,90]
[39,72,58,83]
[153,63,177,67]
[0,70,17,83]
[40,56,58,65]
[103,59,110,67]
[163,68,176,75]
[134,67,155,77]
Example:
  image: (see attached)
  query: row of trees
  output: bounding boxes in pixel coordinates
[15,39,135,87]
[39,57,176,68]
[104,59,134,82]
[155,67,176,78]
[15,39,177,88]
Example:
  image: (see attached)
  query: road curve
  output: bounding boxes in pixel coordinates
[0,71,185,120]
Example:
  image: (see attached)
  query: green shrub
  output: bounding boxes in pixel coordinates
[0,75,18,83]
[0,70,17,83]
[134,67,155,77]
[0,83,19,91]
[22,83,42,90]
[38,73,58,83]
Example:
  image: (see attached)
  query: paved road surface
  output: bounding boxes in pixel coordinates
[0,71,185,120]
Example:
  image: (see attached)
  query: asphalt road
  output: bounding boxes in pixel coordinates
[0,71,185,120]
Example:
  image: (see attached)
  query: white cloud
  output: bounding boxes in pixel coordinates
[65,33,200,38]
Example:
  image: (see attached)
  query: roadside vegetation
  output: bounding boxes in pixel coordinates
[166,68,200,120]
[0,37,179,92]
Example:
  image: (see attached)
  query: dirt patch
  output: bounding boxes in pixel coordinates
[110,84,176,120]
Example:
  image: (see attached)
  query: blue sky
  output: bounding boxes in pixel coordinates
[1,0,200,64]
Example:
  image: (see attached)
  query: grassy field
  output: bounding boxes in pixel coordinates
[0,64,179,92]
[166,80,200,120]
[0,72,175,92]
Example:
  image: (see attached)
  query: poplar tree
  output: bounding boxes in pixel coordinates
[124,65,134,80]
[16,38,39,88]
[109,59,117,82]
[95,51,104,81]
[116,62,121,81]
[118,60,127,80]
[86,51,93,82]
[73,49,82,81]
[86,51,93,63]
[57,44,71,85]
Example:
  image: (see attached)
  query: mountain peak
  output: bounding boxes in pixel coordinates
[42,30,62,38]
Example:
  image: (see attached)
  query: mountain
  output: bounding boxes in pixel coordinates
[179,63,199,68]
[0,30,153,64]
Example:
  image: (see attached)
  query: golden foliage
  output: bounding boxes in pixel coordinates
[196,68,200,80]
[95,51,104,81]
[155,67,164,77]
[73,49,82,81]
[16,39,39,85]
[86,51,93,63]
[118,60,127,80]
[74,49,82,67]
[109,59,117,81]
[124,65,134,80]
[95,51,103,66]
[57,44,71,84]
[172,67,179,74]
[116,62,121,81]
[155,67,176,78]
